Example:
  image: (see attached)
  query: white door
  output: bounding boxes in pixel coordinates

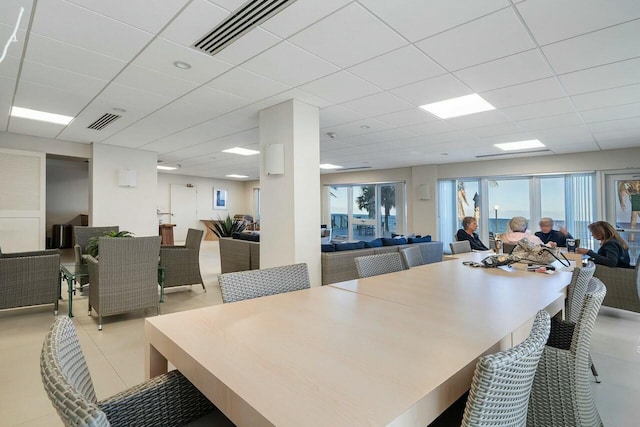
[170,184,198,242]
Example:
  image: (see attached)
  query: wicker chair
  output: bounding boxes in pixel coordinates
[73,226,119,286]
[219,263,310,303]
[462,310,551,427]
[527,278,607,427]
[0,248,60,314]
[400,246,425,268]
[592,254,640,313]
[159,228,205,292]
[87,236,161,330]
[40,316,230,427]
[354,252,406,278]
[449,240,471,255]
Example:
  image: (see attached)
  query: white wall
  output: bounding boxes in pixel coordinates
[0,131,90,158]
[91,143,157,237]
[46,158,89,239]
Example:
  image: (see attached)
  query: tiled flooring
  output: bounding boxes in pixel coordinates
[1,241,639,426]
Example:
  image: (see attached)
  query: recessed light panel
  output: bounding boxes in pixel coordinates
[226,174,249,178]
[320,164,343,170]
[11,106,74,125]
[494,140,545,151]
[222,147,260,156]
[420,94,495,119]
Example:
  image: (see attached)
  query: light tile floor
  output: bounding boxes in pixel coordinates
[1,241,639,426]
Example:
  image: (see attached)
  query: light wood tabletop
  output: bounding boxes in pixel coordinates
[145,252,572,427]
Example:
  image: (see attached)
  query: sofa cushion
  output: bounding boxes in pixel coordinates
[321,244,336,252]
[364,238,383,248]
[408,236,431,243]
[334,241,366,251]
[234,232,260,242]
[382,237,406,246]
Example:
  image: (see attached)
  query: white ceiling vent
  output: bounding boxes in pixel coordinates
[475,149,551,159]
[192,0,298,56]
[87,113,121,130]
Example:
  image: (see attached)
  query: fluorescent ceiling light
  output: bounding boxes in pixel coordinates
[420,94,495,119]
[494,139,545,151]
[226,174,249,178]
[222,147,260,156]
[157,165,178,170]
[11,106,73,125]
[320,163,343,170]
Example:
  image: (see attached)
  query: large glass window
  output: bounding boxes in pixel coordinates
[487,179,531,235]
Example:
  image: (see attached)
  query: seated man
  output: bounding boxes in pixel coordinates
[456,216,489,251]
[501,216,543,245]
[535,217,573,247]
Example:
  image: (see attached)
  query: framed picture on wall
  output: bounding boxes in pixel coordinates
[214,188,227,209]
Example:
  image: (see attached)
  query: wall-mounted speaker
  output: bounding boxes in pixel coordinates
[418,184,431,200]
[264,144,284,175]
[117,168,137,187]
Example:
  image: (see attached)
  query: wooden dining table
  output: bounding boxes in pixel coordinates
[145,251,573,427]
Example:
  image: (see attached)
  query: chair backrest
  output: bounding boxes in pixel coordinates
[566,261,596,323]
[184,228,204,250]
[502,243,517,255]
[40,316,109,426]
[219,263,311,303]
[570,278,606,357]
[462,310,551,427]
[74,226,119,254]
[400,246,424,268]
[98,236,161,267]
[354,253,406,278]
[449,240,471,254]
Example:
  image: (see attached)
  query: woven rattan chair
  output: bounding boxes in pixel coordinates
[0,248,60,314]
[40,316,231,427]
[462,310,550,427]
[159,228,205,292]
[87,236,161,330]
[592,254,640,313]
[449,240,471,254]
[73,226,119,264]
[219,263,310,303]
[354,252,406,278]
[400,246,425,268]
[527,278,607,427]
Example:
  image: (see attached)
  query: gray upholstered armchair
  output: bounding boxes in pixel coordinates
[41,316,230,427]
[87,236,161,330]
[159,228,205,292]
[0,247,60,314]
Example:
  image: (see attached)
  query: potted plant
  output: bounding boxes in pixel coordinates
[207,215,246,238]
[87,230,134,258]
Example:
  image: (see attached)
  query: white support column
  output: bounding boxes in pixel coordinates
[259,99,321,286]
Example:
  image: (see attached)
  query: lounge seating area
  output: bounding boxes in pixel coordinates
[593,258,640,313]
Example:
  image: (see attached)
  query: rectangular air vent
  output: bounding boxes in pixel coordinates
[340,166,372,171]
[87,113,121,130]
[192,0,298,56]
[475,149,551,159]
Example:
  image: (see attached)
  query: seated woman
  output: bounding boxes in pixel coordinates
[576,221,631,268]
[535,217,573,247]
[456,216,489,251]
[500,216,543,245]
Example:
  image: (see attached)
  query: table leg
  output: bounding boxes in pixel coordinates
[67,277,74,318]
[146,342,168,379]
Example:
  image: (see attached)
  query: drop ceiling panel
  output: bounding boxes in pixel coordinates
[20,60,107,98]
[390,74,472,106]
[533,125,595,146]
[501,97,576,121]
[13,81,94,116]
[298,71,380,104]
[0,1,33,29]
[339,92,414,118]
[288,3,407,68]
[401,120,456,137]
[25,34,127,81]
[8,116,66,139]
[159,0,229,47]
[416,8,535,71]
[208,0,247,11]
[320,118,393,140]
[65,0,189,33]
[1,26,27,61]
[242,41,340,87]
[58,104,149,143]
[550,142,600,154]
[375,108,437,128]
[543,20,640,75]
[571,84,640,111]
[454,50,553,92]
[481,77,566,108]
[0,76,15,130]
[135,37,233,85]
[98,82,173,114]
[444,110,511,130]
[139,120,239,153]
[517,113,585,131]
[347,46,445,90]
[256,88,334,109]
[580,102,640,124]
[214,27,282,65]
[359,0,508,42]
[0,52,21,79]
[516,0,640,45]
[320,105,366,128]
[179,86,250,116]
[558,57,640,95]
[468,122,525,138]
[206,67,290,102]
[260,0,351,39]
[589,117,640,133]
[114,65,198,99]
[31,0,153,61]
[164,129,259,160]
[594,129,640,150]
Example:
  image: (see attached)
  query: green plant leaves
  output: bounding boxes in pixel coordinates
[86,230,134,258]
[206,215,245,238]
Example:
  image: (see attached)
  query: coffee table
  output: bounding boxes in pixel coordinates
[60,263,166,317]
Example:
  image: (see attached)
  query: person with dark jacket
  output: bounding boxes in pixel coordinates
[535,217,573,247]
[456,216,489,251]
[577,221,631,268]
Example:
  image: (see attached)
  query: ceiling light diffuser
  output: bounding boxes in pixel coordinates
[420,94,495,119]
[320,164,343,170]
[494,140,545,151]
[226,174,249,178]
[11,106,73,125]
[222,147,260,156]
[157,165,178,170]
